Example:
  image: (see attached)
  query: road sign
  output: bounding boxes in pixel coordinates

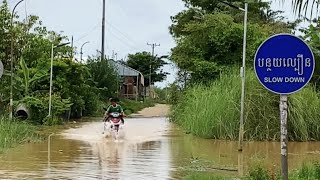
[254,33,315,180]
[254,33,315,95]
[0,60,3,79]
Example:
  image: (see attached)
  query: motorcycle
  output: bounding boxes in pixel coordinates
[103,111,124,140]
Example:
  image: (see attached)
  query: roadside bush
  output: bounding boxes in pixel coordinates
[17,95,72,125]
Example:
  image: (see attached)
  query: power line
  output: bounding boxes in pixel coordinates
[108,28,143,52]
[106,21,140,47]
[147,43,160,57]
[24,0,27,21]
[74,23,100,43]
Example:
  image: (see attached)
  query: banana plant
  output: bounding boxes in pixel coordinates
[15,58,48,97]
[19,58,29,96]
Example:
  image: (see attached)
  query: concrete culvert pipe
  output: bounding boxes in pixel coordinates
[15,103,30,120]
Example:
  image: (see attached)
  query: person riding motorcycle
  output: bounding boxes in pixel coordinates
[103,98,124,124]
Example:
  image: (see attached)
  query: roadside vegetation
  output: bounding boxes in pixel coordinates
[183,162,320,180]
[0,116,41,153]
[170,67,320,141]
[184,173,230,180]
[167,0,320,177]
[168,0,320,141]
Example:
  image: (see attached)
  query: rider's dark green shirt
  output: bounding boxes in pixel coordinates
[107,104,123,113]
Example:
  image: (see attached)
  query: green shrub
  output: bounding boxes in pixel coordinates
[245,165,271,180]
[17,95,72,125]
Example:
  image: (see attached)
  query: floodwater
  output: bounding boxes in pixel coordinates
[1,117,320,179]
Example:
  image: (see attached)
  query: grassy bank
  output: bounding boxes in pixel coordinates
[170,68,320,141]
[184,173,230,180]
[183,162,320,180]
[0,117,40,153]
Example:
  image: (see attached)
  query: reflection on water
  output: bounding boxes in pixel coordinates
[0,118,320,179]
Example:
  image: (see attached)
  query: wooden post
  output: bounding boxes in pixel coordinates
[136,75,139,101]
[238,152,244,177]
[280,95,288,180]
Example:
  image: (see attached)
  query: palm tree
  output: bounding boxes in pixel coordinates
[289,0,320,17]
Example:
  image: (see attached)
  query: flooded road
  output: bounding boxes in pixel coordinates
[1,117,320,179]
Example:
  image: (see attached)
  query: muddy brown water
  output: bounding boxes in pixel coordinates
[1,117,320,179]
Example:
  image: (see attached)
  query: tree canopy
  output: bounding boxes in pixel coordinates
[126,51,168,86]
[169,0,300,83]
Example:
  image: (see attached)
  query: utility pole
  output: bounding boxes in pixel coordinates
[217,0,248,152]
[71,36,74,59]
[80,41,90,61]
[147,43,160,92]
[10,0,26,120]
[101,0,106,61]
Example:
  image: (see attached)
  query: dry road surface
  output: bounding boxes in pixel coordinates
[130,104,170,118]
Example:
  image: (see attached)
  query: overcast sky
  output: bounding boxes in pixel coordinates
[6,0,317,88]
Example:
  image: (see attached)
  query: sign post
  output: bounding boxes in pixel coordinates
[254,33,315,180]
[0,60,3,79]
[280,95,288,179]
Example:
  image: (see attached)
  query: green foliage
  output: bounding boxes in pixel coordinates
[86,58,119,100]
[246,162,320,180]
[17,95,72,125]
[0,116,40,153]
[177,0,292,25]
[154,86,168,102]
[245,165,272,180]
[19,58,29,96]
[183,162,320,180]
[170,0,297,84]
[292,162,320,179]
[300,19,320,89]
[170,68,320,141]
[171,12,290,83]
[126,51,168,86]
[42,116,63,126]
[167,82,183,105]
[183,173,230,180]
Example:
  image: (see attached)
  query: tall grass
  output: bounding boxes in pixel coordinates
[291,162,320,179]
[171,67,320,141]
[244,162,320,180]
[0,116,40,153]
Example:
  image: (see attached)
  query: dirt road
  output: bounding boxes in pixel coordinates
[130,104,170,118]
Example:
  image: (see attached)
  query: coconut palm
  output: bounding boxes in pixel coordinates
[289,0,320,17]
